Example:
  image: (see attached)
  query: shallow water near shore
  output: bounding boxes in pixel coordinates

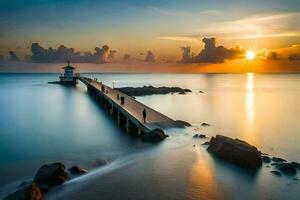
[0,73,299,199]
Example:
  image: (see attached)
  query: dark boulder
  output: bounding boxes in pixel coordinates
[272,157,286,162]
[276,163,297,175]
[291,162,300,170]
[271,170,282,176]
[176,120,191,127]
[34,162,69,188]
[4,183,42,200]
[262,156,271,163]
[141,128,168,143]
[69,166,87,175]
[207,135,262,169]
[201,123,210,126]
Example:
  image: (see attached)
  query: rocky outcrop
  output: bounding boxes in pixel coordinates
[207,135,262,169]
[262,156,271,163]
[69,166,87,175]
[141,128,168,143]
[176,120,191,127]
[3,183,42,200]
[272,157,286,162]
[116,86,192,96]
[34,162,69,190]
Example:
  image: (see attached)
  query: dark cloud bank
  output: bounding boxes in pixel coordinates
[179,37,245,64]
[29,43,116,63]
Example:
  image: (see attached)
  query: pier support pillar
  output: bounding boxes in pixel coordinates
[126,116,129,134]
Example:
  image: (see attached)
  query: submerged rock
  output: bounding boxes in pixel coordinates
[207,135,262,169]
[69,166,87,175]
[141,128,168,143]
[34,162,69,189]
[193,134,206,138]
[271,170,282,176]
[115,86,192,96]
[4,183,42,200]
[176,120,191,127]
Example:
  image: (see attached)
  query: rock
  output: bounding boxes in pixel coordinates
[271,170,282,176]
[69,166,87,175]
[202,141,210,146]
[199,91,204,93]
[193,134,206,138]
[193,144,196,147]
[201,123,210,126]
[276,163,297,175]
[141,128,168,143]
[4,183,42,200]
[261,156,271,163]
[178,91,186,95]
[291,162,300,170]
[92,159,109,167]
[176,120,191,127]
[272,157,286,162]
[34,162,69,188]
[207,135,262,169]
[116,86,192,96]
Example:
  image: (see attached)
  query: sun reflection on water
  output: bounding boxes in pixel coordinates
[244,73,257,144]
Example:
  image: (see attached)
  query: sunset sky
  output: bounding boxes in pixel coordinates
[0,0,300,72]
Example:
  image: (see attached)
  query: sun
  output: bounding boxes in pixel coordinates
[246,50,256,60]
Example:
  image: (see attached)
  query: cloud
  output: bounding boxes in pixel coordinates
[179,37,245,63]
[144,50,156,62]
[123,53,131,61]
[288,54,300,60]
[9,51,19,61]
[266,51,281,60]
[31,43,115,63]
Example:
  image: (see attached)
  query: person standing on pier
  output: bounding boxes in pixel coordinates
[142,109,147,123]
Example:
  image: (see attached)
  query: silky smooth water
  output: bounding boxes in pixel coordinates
[0,73,299,200]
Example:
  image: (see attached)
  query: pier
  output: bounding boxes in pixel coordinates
[77,77,183,136]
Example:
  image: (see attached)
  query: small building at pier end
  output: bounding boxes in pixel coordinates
[59,61,78,85]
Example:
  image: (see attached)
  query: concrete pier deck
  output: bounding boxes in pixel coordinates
[78,77,183,135]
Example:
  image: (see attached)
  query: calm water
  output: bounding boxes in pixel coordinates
[0,73,299,199]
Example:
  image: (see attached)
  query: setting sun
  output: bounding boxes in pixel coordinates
[246,50,256,60]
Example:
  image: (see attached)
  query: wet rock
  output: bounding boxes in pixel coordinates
[262,156,271,163]
[116,86,192,96]
[271,170,282,176]
[4,183,42,200]
[178,91,186,95]
[202,141,210,146]
[291,162,300,170]
[69,166,87,175]
[193,134,206,138]
[276,163,297,175]
[272,157,286,162]
[201,123,210,126]
[141,128,168,143]
[176,120,191,127]
[207,135,262,169]
[34,162,69,188]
